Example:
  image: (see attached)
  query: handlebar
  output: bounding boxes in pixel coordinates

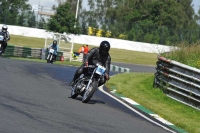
[84,65,96,68]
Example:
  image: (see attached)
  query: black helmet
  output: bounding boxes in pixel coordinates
[99,41,110,54]
[2,25,8,32]
[53,40,57,45]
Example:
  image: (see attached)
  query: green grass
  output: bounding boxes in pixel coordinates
[109,48,157,65]
[106,73,200,133]
[9,35,46,48]
[162,43,200,69]
[9,35,158,66]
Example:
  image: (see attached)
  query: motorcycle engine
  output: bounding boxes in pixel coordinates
[76,82,86,92]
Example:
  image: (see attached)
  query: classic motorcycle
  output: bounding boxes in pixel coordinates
[46,49,55,63]
[70,63,106,103]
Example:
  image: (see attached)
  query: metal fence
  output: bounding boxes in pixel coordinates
[153,55,200,110]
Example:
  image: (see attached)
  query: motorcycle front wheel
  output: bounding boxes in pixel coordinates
[47,54,53,63]
[82,80,98,103]
[0,45,2,55]
[47,54,50,63]
[71,89,78,99]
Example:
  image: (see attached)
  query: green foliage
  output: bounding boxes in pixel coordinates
[0,0,31,25]
[78,0,200,45]
[27,11,36,27]
[1,0,200,45]
[17,12,26,26]
[162,43,200,69]
[38,17,47,29]
[47,2,80,34]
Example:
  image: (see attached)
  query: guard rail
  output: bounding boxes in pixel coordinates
[153,55,200,110]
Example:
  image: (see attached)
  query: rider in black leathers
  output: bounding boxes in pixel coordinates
[69,40,111,87]
[0,25,10,55]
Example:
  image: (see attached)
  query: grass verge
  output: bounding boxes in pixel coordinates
[9,35,158,66]
[162,43,200,69]
[106,72,200,133]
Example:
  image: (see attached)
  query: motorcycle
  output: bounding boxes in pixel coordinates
[46,48,55,63]
[0,34,5,55]
[70,63,106,103]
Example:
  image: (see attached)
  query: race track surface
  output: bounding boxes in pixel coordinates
[0,58,171,133]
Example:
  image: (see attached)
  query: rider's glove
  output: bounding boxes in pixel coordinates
[105,73,110,80]
[85,62,88,67]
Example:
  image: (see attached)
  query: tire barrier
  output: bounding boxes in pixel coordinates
[153,55,200,110]
[3,45,64,61]
[4,45,42,58]
[110,64,130,73]
[3,45,130,73]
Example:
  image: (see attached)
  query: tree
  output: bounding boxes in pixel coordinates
[47,2,80,34]
[0,0,31,25]
[55,0,66,5]
[17,12,26,26]
[27,11,36,27]
[79,0,199,44]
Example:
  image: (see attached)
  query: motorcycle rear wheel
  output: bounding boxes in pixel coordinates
[82,80,98,103]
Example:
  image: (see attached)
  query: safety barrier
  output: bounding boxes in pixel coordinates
[4,45,85,61]
[153,55,200,110]
[3,45,64,60]
[4,45,42,58]
[3,45,130,73]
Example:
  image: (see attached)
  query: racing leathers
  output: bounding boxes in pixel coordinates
[70,47,111,87]
[0,30,10,54]
[48,44,59,60]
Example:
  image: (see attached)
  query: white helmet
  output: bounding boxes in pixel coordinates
[2,25,8,32]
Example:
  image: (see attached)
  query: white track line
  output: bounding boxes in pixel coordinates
[99,86,176,133]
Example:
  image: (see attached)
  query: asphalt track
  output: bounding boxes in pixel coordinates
[0,58,173,133]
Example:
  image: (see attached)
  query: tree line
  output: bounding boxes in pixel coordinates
[0,0,200,45]
[79,0,200,45]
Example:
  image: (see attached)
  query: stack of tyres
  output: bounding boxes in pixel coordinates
[2,45,15,57]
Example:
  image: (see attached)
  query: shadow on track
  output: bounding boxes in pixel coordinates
[68,97,105,105]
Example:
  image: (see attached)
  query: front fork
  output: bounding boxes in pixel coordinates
[85,76,100,92]
[50,54,53,61]
[47,54,50,60]
[85,77,93,91]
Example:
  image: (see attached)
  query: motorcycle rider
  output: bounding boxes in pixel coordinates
[0,25,10,55]
[48,40,59,61]
[69,40,111,87]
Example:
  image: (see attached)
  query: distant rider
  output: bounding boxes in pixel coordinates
[69,40,111,87]
[0,25,10,55]
[48,40,59,61]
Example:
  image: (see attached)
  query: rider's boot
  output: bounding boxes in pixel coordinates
[69,71,80,86]
[69,80,75,86]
